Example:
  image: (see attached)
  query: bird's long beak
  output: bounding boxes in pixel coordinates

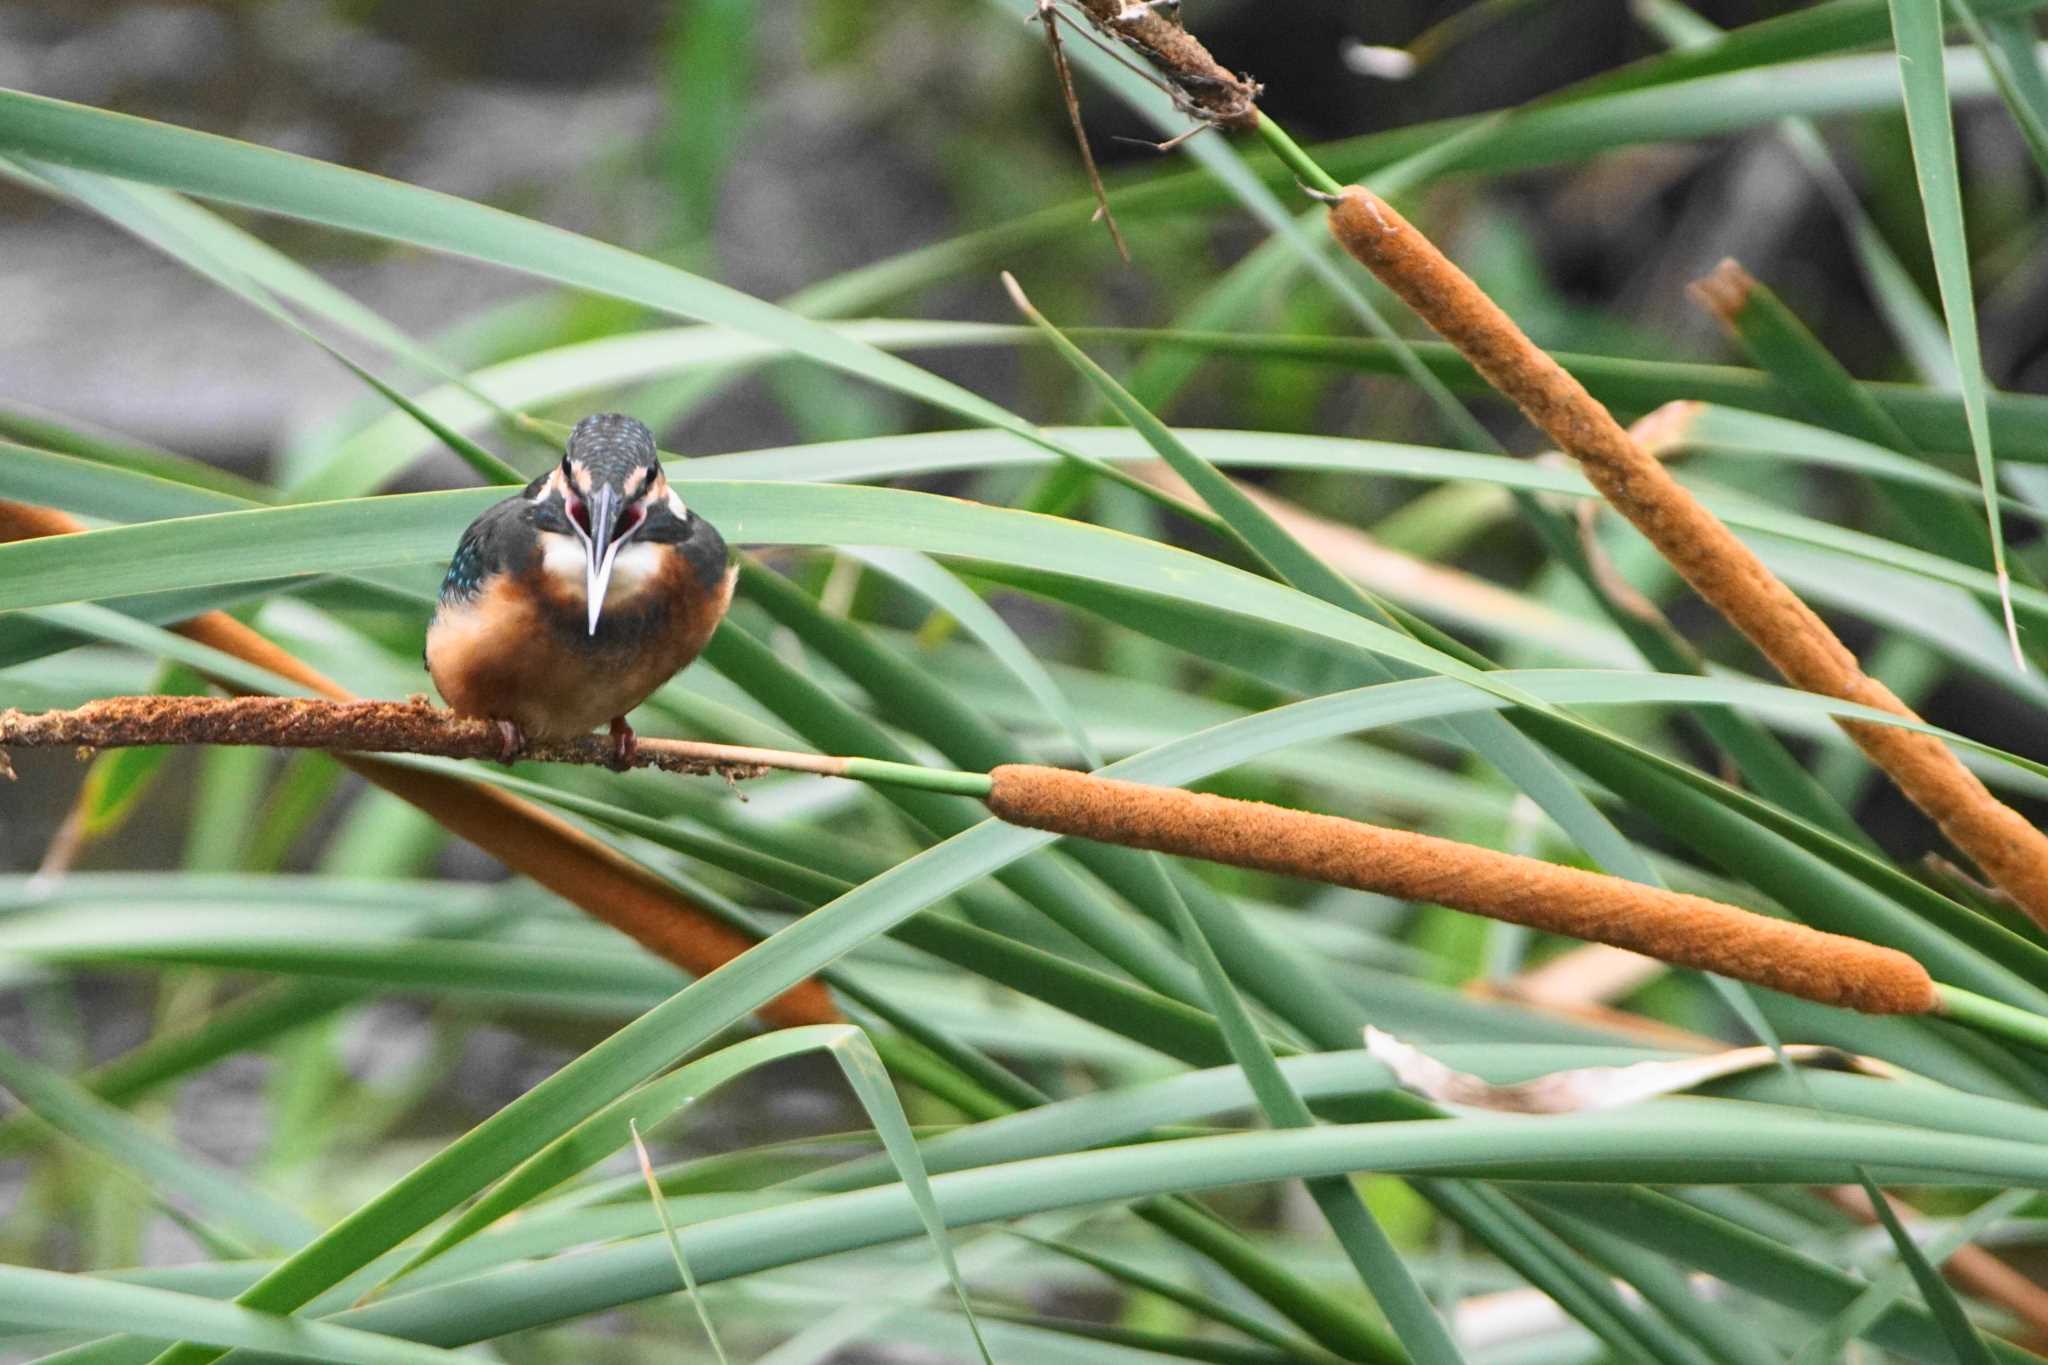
[583,486,624,636]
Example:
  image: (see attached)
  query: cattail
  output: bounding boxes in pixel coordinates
[988,764,1939,1015]
[1326,186,2048,931]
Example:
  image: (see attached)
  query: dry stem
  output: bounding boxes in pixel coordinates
[1067,0,1261,127]
[1326,186,2048,930]
[0,695,786,779]
[1037,0,1130,260]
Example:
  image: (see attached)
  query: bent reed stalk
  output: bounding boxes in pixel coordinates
[0,692,1967,1022]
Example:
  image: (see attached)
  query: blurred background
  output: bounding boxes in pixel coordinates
[18,0,2025,463]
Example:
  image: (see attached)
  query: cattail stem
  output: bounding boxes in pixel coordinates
[1255,117,1342,197]
[844,756,997,797]
[0,695,991,795]
[1934,984,2048,1055]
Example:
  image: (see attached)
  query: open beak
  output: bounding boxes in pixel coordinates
[582,486,624,635]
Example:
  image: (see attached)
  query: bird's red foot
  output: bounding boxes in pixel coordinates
[607,716,638,770]
[494,719,525,762]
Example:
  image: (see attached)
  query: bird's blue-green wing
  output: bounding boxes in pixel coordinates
[437,497,532,605]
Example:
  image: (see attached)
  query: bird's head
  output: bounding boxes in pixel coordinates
[539,413,671,635]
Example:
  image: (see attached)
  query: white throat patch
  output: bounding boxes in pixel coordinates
[538,531,663,608]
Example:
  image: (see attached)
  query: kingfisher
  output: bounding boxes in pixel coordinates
[425,413,734,764]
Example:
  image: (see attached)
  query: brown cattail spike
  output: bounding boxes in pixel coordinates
[988,765,1939,1015]
[1326,186,2048,931]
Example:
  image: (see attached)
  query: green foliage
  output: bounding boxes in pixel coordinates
[8,3,2048,1363]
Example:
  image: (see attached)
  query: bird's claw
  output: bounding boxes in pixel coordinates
[495,719,525,763]
[608,716,638,771]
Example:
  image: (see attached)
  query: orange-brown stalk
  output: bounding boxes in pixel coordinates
[1326,186,2048,930]
[0,501,838,1028]
[987,764,1939,1015]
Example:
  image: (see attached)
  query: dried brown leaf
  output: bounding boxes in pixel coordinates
[1364,1027,1858,1114]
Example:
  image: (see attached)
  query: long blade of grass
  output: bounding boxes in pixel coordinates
[1148,869,1462,1364]
[0,404,274,502]
[8,160,525,434]
[1954,0,2048,179]
[1862,1175,2000,1365]
[825,1028,995,1364]
[1566,0,2048,100]
[201,316,2048,473]
[1887,0,2021,665]
[316,1111,2048,1353]
[0,93,988,426]
[0,1267,474,1365]
[629,1119,731,1365]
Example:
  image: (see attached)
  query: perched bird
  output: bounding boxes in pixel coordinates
[425,413,734,763]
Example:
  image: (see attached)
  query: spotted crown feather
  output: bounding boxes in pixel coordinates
[567,412,659,483]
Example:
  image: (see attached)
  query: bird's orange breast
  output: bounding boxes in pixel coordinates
[426,554,733,738]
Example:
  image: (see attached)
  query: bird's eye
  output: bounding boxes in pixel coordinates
[621,504,645,535]
[566,497,590,535]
